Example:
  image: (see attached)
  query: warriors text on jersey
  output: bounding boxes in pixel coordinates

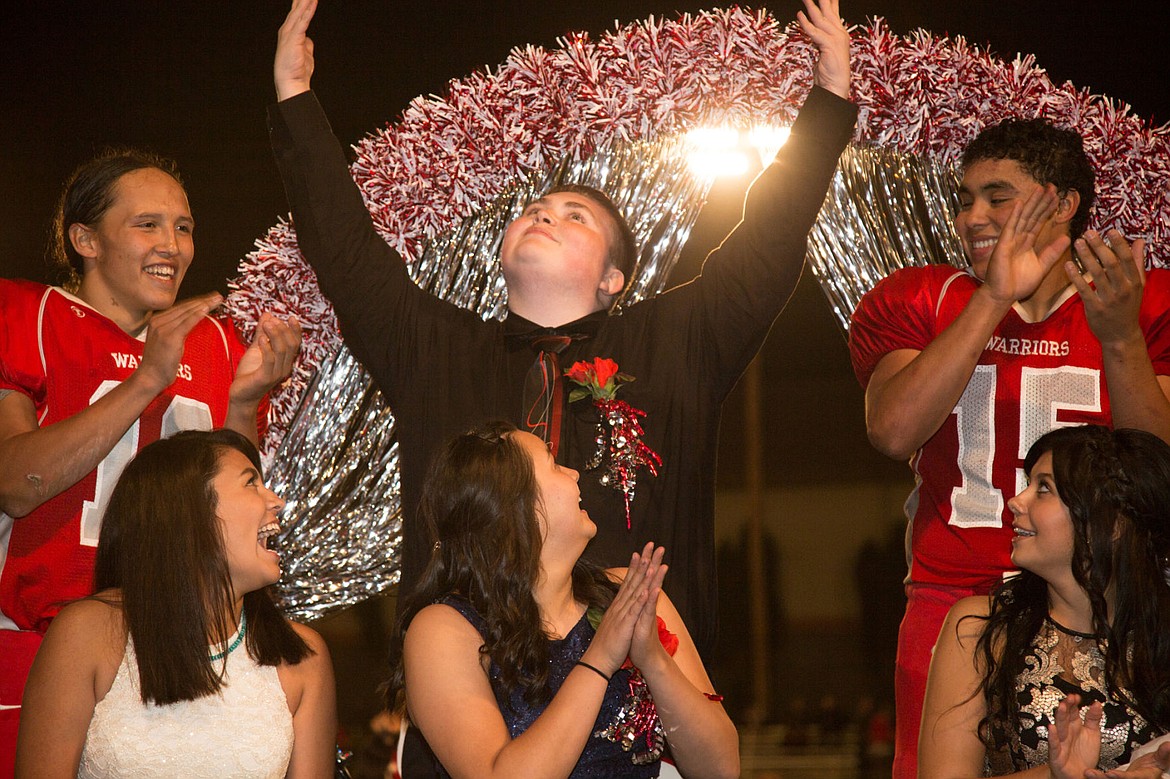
[0,279,248,632]
[850,265,1170,588]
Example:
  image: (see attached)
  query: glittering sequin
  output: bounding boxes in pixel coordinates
[986,619,1156,774]
[437,595,660,778]
[593,668,666,764]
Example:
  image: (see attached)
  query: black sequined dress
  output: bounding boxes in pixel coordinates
[985,617,1161,774]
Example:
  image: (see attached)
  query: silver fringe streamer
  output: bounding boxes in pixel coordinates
[807,145,965,329]
[273,135,712,620]
[268,347,402,619]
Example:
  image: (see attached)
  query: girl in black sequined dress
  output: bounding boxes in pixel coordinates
[919,425,1170,778]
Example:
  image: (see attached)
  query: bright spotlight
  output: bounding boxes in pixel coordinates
[749,126,791,167]
[684,124,790,179]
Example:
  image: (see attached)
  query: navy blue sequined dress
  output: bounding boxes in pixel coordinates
[435,595,661,778]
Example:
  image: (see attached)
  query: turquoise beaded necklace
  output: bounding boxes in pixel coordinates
[209,612,247,662]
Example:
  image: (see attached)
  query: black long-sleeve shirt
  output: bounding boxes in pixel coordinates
[269,86,857,653]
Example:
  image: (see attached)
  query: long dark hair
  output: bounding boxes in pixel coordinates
[94,428,311,705]
[387,422,616,710]
[51,148,184,291]
[974,425,1170,745]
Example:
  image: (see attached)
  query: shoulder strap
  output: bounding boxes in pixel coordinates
[434,593,488,637]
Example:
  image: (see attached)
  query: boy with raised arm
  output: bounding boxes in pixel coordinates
[270,0,856,657]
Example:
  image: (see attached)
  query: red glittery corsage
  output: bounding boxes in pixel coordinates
[565,358,662,528]
[586,611,724,762]
[586,614,679,764]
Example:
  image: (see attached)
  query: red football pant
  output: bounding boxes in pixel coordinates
[0,630,43,779]
[893,583,983,779]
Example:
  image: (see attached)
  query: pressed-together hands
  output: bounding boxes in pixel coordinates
[275,0,318,101]
[797,0,851,99]
[579,543,668,678]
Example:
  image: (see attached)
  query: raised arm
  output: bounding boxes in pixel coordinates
[683,0,856,381]
[861,186,1068,458]
[1068,231,1170,443]
[0,293,219,518]
[269,0,445,394]
[274,0,317,101]
[798,0,850,100]
[403,549,661,779]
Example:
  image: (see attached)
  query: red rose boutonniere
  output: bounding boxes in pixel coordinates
[565,358,662,528]
[565,357,629,401]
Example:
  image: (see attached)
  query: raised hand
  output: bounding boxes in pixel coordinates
[579,543,660,678]
[797,0,850,99]
[228,312,302,407]
[275,0,318,101]
[137,292,223,394]
[983,184,1072,305]
[1048,694,1104,779]
[1068,229,1147,349]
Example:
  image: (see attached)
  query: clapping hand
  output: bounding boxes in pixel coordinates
[1048,694,1104,779]
[137,292,223,394]
[983,184,1071,306]
[229,312,302,407]
[1086,739,1170,779]
[797,0,850,99]
[1068,229,1147,349]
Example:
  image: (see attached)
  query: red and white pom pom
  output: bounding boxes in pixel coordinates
[226,11,1170,456]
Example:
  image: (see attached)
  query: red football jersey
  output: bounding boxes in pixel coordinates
[0,279,248,631]
[850,266,1170,588]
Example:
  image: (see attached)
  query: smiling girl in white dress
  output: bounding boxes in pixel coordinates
[16,429,337,778]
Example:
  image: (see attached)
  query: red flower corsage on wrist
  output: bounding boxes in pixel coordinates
[565,358,662,528]
[585,612,722,764]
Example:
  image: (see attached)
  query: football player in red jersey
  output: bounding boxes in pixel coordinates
[849,119,1170,779]
[0,150,301,775]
